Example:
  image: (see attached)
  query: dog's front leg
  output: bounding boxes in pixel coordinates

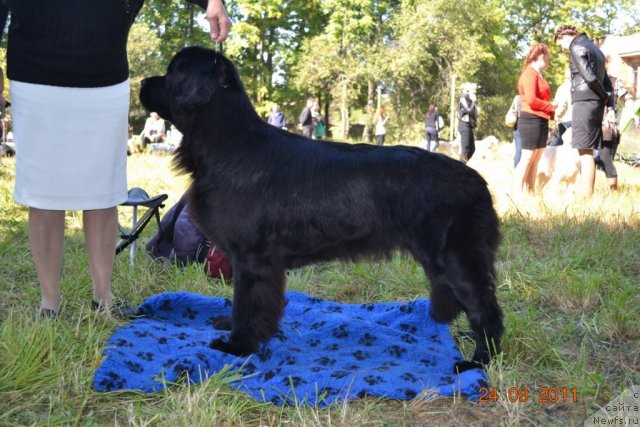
[209,261,286,356]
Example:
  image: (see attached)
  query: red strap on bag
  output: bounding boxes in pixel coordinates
[204,245,232,279]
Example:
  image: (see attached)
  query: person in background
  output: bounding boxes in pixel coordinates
[311,102,326,140]
[555,25,612,198]
[299,97,315,138]
[267,103,286,129]
[514,43,555,194]
[599,107,620,190]
[507,95,522,167]
[553,68,573,146]
[374,106,388,146]
[0,0,231,318]
[596,66,630,191]
[142,112,166,150]
[424,104,441,152]
[457,83,478,163]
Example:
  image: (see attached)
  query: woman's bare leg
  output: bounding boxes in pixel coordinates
[514,148,534,194]
[525,147,544,192]
[83,207,118,306]
[29,208,65,312]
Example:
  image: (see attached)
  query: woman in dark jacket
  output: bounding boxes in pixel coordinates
[555,25,613,197]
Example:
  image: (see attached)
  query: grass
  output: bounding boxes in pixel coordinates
[1,143,639,426]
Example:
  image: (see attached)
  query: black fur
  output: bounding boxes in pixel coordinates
[140,46,504,373]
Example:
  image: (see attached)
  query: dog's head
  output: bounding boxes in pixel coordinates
[140,46,243,127]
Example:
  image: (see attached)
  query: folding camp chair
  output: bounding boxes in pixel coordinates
[116,187,168,266]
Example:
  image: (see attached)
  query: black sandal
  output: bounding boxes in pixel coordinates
[37,307,59,319]
[92,299,139,319]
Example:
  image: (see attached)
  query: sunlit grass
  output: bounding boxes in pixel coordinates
[1,142,639,425]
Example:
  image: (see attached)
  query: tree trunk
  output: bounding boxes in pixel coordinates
[340,78,349,140]
[187,5,194,41]
[363,79,375,143]
[324,95,331,138]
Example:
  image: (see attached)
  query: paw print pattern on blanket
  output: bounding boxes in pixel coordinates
[94,291,488,406]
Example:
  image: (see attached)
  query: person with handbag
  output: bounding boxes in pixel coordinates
[514,43,555,195]
[505,95,522,167]
[299,97,315,138]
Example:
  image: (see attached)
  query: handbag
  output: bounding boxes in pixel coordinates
[505,107,518,128]
[547,124,565,147]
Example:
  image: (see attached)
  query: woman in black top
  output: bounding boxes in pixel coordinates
[0,1,231,318]
[457,83,478,163]
[554,25,612,197]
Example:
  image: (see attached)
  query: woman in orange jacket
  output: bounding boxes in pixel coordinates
[514,43,556,194]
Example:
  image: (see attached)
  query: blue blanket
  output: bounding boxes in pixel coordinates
[94,291,487,406]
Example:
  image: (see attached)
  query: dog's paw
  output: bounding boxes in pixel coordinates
[209,338,254,356]
[453,360,484,373]
[209,338,239,354]
[213,316,232,330]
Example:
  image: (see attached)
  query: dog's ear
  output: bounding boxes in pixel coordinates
[214,54,243,91]
[170,66,216,112]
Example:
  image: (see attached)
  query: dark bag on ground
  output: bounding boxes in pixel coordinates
[146,195,232,280]
[145,195,209,266]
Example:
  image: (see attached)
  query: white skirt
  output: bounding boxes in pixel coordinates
[11,80,129,210]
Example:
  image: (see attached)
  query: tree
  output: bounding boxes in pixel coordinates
[222,0,326,116]
[382,0,512,140]
[127,23,165,129]
[136,0,210,60]
[133,0,640,142]
[294,0,398,140]
[500,0,640,134]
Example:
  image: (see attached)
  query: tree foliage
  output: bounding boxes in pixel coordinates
[4,0,633,141]
[127,23,165,127]
[222,0,327,117]
[295,0,397,139]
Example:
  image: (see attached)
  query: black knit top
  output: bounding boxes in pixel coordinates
[0,0,206,88]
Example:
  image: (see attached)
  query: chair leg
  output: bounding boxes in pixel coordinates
[116,189,168,264]
[154,209,163,234]
[129,206,139,266]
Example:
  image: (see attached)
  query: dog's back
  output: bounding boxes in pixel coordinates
[184,127,495,267]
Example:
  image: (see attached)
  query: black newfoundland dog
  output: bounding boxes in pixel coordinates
[140,46,503,372]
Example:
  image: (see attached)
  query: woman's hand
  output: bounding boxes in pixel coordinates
[206,0,232,43]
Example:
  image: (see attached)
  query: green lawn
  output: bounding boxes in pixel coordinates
[1,144,639,426]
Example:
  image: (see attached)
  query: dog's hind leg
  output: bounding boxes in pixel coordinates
[414,256,463,324]
[209,260,286,356]
[413,212,503,373]
[439,229,503,373]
